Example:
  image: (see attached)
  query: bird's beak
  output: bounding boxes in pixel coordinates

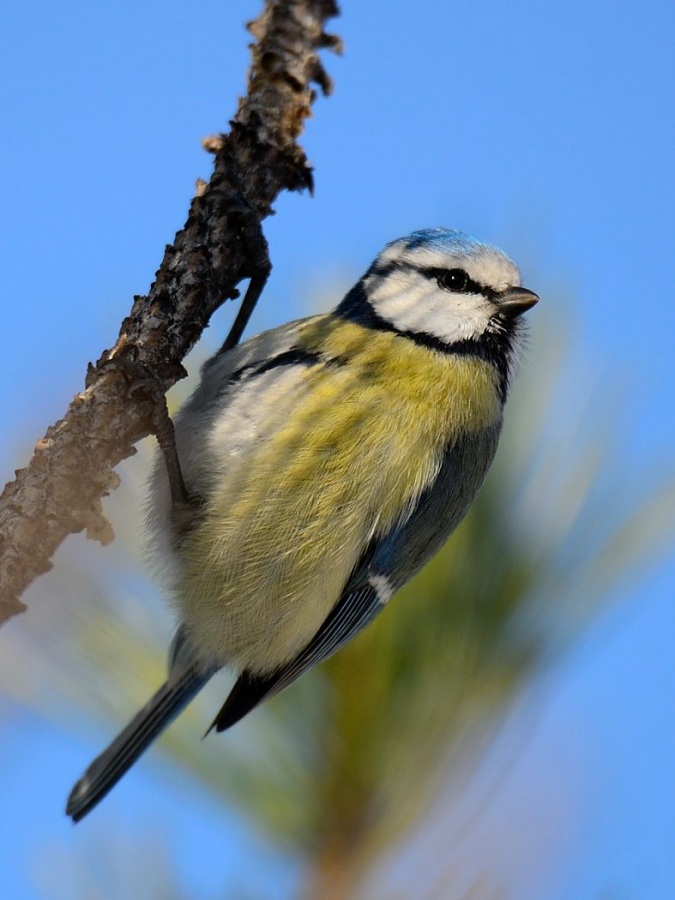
[498,286,539,317]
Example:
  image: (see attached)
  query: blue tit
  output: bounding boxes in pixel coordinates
[66,227,538,821]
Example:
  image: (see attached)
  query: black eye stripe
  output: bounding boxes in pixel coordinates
[369,260,498,299]
[423,267,495,297]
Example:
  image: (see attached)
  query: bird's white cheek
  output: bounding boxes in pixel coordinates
[377,285,425,323]
[375,286,493,344]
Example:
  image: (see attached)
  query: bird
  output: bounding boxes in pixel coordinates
[66,227,538,821]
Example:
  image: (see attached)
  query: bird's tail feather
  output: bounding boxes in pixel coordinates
[66,666,213,822]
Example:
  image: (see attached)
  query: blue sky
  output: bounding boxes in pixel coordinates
[1,1,674,897]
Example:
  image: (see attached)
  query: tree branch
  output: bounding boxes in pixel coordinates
[0,0,342,624]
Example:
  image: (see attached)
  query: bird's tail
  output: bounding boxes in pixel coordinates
[66,666,213,822]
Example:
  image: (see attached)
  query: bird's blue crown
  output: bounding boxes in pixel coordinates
[393,227,496,257]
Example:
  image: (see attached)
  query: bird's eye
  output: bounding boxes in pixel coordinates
[437,268,470,292]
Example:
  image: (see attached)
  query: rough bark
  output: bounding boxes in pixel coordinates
[0,0,342,623]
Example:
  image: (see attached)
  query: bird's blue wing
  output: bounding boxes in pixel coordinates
[209,580,383,732]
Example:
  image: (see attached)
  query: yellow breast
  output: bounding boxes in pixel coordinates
[177,317,502,673]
